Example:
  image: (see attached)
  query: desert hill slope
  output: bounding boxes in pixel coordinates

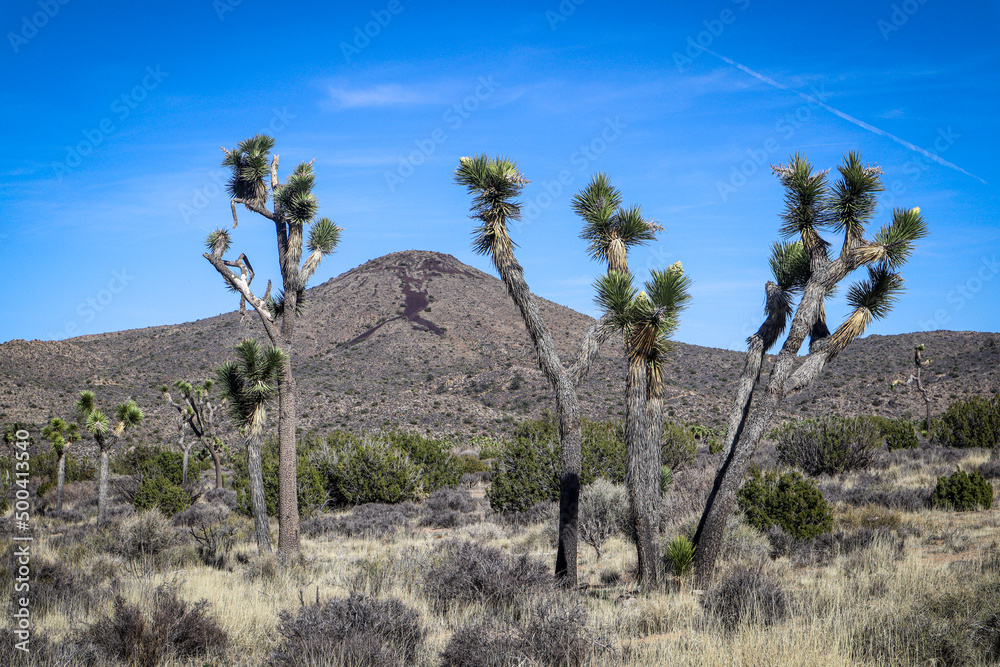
[1,250,998,445]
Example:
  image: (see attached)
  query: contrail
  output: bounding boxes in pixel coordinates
[697,46,988,185]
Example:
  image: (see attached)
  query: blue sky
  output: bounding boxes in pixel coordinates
[3,0,998,351]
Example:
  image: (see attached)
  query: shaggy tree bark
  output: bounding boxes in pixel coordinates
[625,358,659,587]
[245,433,272,553]
[56,452,67,511]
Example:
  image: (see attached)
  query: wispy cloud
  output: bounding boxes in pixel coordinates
[697,47,988,185]
[324,84,439,109]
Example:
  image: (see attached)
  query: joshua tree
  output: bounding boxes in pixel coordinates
[216,338,287,554]
[40,417,80,511]
[594,265,690,588]
[203,134,342,556]
[75,391,144,526]
[692,152,928,584]
[454,161,663,586]
[163,379,224,488]
[893,343,931,431]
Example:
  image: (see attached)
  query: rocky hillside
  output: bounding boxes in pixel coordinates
[1,251,998,448]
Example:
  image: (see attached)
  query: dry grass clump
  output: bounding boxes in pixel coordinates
[423,539,552,615]
[76,583,228,667]
[701,565,790,631]
[271,593,426,667]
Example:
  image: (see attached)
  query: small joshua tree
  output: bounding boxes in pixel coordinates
[75,391,144,526]
[692,152,927,584]
[40,417,80,511]
[893,343,931,431]
[216,338,287,554]
[163,380,224,488]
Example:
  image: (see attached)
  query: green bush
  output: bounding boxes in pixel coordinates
[776,416,880,475]
[323,436,420,506]
[487,433,560,513]
[384,430,461,492]
[662,421,697,472]
[582,419,626,484]
[134,475,191,517]
[33,449,96,485]
[865,415,919,450]
[737,467,832,540]
[931,394,1000,449]
[930,468,993,511]
[233,438,328,517]
[113,445,211,484]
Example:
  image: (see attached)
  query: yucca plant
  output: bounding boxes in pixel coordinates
[75,391,144,525]
[693,152,927,584]
[40,417,80,511]
[216,338,287,554]
[204,135,342,556]
[665,535,696,578]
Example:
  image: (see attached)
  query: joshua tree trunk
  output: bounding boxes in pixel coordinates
[493,249,582,586]
[625,359,659,588]
[56,452,66,511]
[182,446,190,487]
[97,443,111,526]
[276,360,298,555]
[208,442,224,489]
[246,434,273,554]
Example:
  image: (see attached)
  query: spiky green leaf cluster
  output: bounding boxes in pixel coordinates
[308,217,341,255]
[768,241,810,294]
[827,151,884,241]
[871,207,929,269]
[42,417,79,456]
[454,155,528,257]
[594,267,691,362]
[221,134,275,205]
[115,400,144,433]
[846,265,904,320]
[573,174,658,268]
[205,229,231,257]
[775,153,829,243]
[216,339,287,435]
[274,161,319,225]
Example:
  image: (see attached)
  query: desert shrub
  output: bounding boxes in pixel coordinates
[384,430,462,491]
[420,488,479,528]
[112,446,211,485]
[931,468,994,511]
[271,593,425,667]
[424,540,552,614]
[0,626,64,665]
[133,474,191,517]
[321,436,420,506]
[776,416,881,475]
[581,419,626,484]
[931,393,1000,449]
[662,420,697,472]
[233,439,327,516]
[578,478,629,560]
[202,487,238,509]
[488,434,560,513]
[109,509,185,561]
[33,448,95,486]
[77,584,228,667]
[768,526,905,566]
[852,578,1000,666]
[866,415,919,450]
[978,458,1000,480]
[0,553,108,619]
[189,513,248,569]
[441,596,604,667]
[664,535,696,577]
[719,517,771,565]
[494,500,559,532]
[454,452,487,476]
[737,467,832,540]
[701,566,789,630]
[303,503,418,540]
